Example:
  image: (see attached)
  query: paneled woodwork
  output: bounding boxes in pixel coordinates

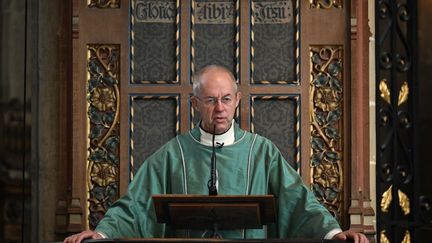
[67,0,373,236]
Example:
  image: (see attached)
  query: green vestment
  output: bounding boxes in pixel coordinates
[95,123,341,239]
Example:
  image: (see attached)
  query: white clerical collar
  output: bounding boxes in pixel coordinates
[199,121,235,146]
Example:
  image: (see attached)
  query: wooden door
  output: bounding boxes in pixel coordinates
[70,0,351,231]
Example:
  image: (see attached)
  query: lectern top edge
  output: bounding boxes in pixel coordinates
[152,194,276,231]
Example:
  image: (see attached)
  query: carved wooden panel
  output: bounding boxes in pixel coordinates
[131,0,179,83]
[191,0,238,77]
[309,45,344,221]
[250,96,299,170]
[251,0,298,84]
[72,0,354,232]
[309,0,342,9]
[86,44,120,229]
[88,0,120,8]
[130,95,179,176]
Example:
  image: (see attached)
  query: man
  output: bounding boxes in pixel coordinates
[64,65,368,243]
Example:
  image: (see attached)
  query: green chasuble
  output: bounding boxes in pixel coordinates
[95,123,341,239]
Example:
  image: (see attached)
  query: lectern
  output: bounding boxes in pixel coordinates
[80,195,350,242]
[152,194,276,238]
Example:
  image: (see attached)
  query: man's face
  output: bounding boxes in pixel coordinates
[192,69,241,134]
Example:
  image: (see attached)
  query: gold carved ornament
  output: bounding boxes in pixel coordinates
[379,79,409,106]
[380,229,411,243]
[88,0,119,8]
[398,81,409,106]
[310,0,342,9]
[398,189,410,215]
[402,230,411,243]
[309,46,343,220]
[381,185,411,215]
[381,185,392,213]
[380,230,390,243]
[86,44,120,229]
[379,79,391,105]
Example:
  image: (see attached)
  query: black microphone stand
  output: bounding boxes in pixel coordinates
[207,126,220,238]
[208,125,218,196]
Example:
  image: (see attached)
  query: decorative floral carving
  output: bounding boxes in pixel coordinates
[87,44,120,229]
[88,0,119,8]
[90,162,117,187]
[91,87,116,112]
[313,162,339,188]
[310,46,343,220]
[314,87,339,112]
[310,0,342,9]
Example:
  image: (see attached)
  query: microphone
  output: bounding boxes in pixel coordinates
[216,142,224,148]
[208,125,218,195]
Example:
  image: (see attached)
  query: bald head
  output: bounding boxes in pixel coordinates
[192,65,237,96]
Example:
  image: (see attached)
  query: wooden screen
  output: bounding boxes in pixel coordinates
[71,0,349,230]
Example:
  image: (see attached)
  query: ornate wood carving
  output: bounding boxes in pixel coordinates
[88,0,120,8]
[309,0,342,9]
[68,0,372,235]
[86,44,120,229]
[309,46,344,221]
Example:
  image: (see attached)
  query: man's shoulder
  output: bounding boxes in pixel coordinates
[156,132,200,152]
[249,131,275,145]
[232,125,276,145]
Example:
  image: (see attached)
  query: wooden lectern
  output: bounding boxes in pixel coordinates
[80,195,349,242]
[152,194,276,238]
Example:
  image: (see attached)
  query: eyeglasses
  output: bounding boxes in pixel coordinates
[196,95,234,106]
